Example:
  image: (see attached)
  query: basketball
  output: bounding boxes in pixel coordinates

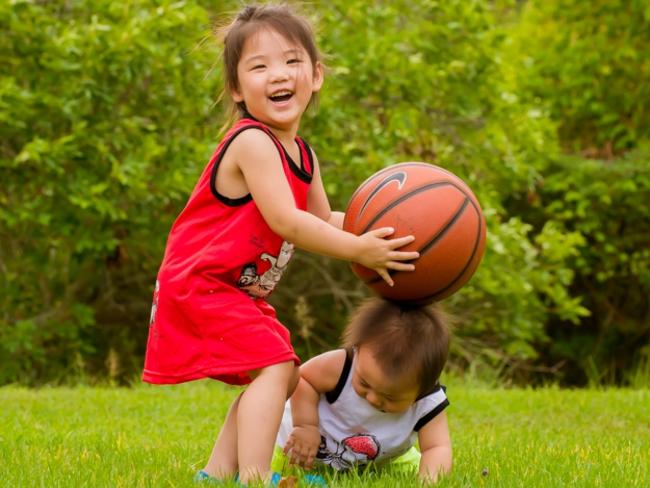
[343,162,486,303]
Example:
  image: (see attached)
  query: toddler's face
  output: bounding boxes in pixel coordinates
[231,27,323,133]
[351,345,420,414]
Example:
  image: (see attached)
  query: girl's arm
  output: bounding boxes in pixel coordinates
[417,411,453,484]
[305,149,345,229]
[284,349,347,468]
[233,130,418,284]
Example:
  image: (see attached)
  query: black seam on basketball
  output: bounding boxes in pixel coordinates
[364,197,484,302]
[346,162,437,209]
[419,198,470,255]
[360,181,460,234]
[365,197,470,286]
[358,171,407,218]
[422,202,484,301]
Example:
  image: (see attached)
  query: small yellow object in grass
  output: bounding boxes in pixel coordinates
[278,475,298,488]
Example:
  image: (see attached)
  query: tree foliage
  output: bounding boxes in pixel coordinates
[507,0,650,155]
[0,0,223,382]
[1,0,648,386]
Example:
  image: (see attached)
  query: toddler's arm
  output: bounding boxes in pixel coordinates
[284,377,321,468]
[233,131,418,285]
[417,411,453,484]
[284,349,347,468]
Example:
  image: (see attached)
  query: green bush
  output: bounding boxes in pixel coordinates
[0,0,223,383]
[1,0,646,386]
[507,0,650,154]
[530,148,650,384]
[500,0,650,384]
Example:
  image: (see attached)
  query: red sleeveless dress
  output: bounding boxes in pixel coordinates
[142,118,314,385]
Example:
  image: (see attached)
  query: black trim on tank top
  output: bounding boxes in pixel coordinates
[416,382,445,401]
[300,138,315,176]
[237,115,313,183]
[325,349,353,404]
[284,138,313,183]
[413,398,450,432]
[209,125,284,206]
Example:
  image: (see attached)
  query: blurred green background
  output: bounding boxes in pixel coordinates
[1,0,648,387]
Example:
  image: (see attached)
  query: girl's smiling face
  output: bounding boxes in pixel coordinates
[232,28,323,136]
[351,345,421,414]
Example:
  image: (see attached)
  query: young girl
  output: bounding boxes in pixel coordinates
[141,4,419,485]
[276,298,452,484]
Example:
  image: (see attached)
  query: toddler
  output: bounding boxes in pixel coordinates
[277,298,452,484]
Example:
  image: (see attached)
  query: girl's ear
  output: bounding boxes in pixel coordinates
[312,61,324,92]
[231,87,244,103]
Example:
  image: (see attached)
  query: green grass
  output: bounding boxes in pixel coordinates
[1,381,648,487]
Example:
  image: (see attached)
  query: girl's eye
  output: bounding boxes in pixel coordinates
[251,64,265,71]
[287,58,302,64]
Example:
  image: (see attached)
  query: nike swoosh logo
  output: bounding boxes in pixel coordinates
[358,171,407,218]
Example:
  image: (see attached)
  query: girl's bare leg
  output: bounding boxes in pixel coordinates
[237,360,298,484]
[203,394,241,479]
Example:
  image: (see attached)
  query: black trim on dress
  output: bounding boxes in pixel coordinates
[209,125,283,206]
[285,138,313,183]
[299,137,315,176]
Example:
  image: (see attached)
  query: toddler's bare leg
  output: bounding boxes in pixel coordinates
[237,360,297,484]
[203,394,240,479]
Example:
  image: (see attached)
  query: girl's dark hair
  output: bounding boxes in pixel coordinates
[216,3,322,117]
[342,298,451,397]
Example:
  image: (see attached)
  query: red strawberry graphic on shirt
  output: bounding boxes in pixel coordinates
[318,433,381,470]
[342,434,379,461]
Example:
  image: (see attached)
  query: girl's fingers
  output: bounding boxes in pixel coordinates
[388,235,416,248]
[387,261,416,271]
[389,250,420,261]
[377,268,394,286]
[371,227,395,238]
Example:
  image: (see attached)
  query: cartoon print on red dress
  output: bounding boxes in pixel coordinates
[237,241,295,298]
[149,280,160,325]
[316,433,380,470]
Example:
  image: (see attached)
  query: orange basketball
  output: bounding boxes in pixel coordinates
[343,162,486,303]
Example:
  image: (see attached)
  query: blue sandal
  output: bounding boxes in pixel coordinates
[194,470,224,484]
[270,472,327,487]
[195,470,326,487]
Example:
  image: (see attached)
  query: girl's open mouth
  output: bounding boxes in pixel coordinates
[269,90,293,102]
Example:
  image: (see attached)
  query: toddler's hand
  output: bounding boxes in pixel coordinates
[356,227,419,286]
[284,424,321,469]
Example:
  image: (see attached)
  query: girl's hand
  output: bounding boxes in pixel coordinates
[284,424,322,469]
[356,227,420,286]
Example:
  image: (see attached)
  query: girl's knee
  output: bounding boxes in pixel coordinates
[250,360,296,381]
[287,364,300,397]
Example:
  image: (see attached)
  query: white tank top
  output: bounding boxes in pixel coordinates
[277,349,449,470]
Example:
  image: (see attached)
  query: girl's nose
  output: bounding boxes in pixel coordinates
[269,64,290,82]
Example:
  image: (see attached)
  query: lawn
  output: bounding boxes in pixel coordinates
[1,380,648,487]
